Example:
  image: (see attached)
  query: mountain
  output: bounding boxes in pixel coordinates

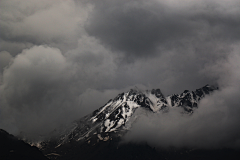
[3,84,240,160]
[34,84,239,160]
[0,129,48,160]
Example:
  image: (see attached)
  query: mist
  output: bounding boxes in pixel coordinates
[0,0,240,145]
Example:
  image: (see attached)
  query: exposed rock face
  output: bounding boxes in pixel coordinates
[167,85,218,113]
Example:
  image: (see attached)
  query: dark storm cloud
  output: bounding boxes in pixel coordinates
[85,0,193,57]
[0,0,240,145]
[85,0,240,58]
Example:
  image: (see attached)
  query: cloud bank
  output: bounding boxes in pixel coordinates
[0,0,240,144]
[123,51,240,149]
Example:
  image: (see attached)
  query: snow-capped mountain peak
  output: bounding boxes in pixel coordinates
[38,85,217,156]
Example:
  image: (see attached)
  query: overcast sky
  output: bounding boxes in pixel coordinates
[0,0,240,143]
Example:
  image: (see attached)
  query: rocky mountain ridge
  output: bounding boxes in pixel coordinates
[37,84,218,159]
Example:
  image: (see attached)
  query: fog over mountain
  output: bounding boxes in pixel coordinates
[0,0,240,149]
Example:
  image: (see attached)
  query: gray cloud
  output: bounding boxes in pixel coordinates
[0,51,12,73]
[0,0,92,55]
[85,0,240,59]
[0,0,240,145]
[0,43,121,139]
[0,46,76,138]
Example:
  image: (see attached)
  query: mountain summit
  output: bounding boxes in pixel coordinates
[37,85,218,159]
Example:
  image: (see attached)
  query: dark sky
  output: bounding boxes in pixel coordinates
[0,0,240,145]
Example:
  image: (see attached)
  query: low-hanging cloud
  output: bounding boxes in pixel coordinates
[123,51,240,149]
